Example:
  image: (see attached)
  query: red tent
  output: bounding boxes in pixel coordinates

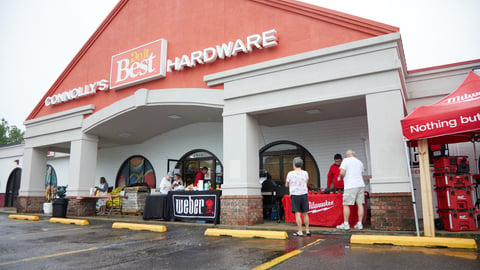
[400,71,480,237]
[401,71,480,145]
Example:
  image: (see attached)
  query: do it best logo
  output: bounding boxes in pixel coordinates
[110,39,167,90]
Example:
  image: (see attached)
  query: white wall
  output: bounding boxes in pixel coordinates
[46,156,70,187]
[95,122,223,187]
[260,116,369,188]
[0,144,24,193]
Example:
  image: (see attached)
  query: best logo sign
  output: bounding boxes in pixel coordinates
[110,39,168,90]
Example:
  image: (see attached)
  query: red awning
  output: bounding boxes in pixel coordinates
[401,71,480,145]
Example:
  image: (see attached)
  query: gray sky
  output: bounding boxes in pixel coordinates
[1,0,479,130]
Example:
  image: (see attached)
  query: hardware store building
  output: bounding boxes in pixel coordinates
[1,0,479,230]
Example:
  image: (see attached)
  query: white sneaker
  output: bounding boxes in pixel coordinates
[354,222,363,230]
[336,222,350,230]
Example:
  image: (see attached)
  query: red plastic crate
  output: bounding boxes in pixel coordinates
[435,186,474,210]
[437,209,478,231]
[433,156,470,174]
[433,167,457,174]
[433,173,471,188]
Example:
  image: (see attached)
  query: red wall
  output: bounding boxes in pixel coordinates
[28,0,397,121]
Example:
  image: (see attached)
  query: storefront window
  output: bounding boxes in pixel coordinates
[176,150,223,189]
[116,155,156,188]
[260,141,320,189]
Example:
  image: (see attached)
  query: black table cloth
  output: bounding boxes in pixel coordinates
[143,190,222,224]
[143,194,169,220]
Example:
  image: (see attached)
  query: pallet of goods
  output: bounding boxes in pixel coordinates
[122,186,149,214]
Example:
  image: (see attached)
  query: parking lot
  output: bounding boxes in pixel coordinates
[1,212,479,270]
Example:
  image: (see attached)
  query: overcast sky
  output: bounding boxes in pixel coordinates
[1,0,479,130]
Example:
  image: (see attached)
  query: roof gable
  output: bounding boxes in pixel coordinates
[27,0,398,121]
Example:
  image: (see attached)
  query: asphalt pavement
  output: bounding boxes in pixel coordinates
[1,208,480,270]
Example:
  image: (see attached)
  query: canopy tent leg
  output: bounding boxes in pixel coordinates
[418,139,435,237]
[473,140,478,174]
[404,139,420,236]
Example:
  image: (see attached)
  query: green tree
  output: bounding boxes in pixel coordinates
[0,118,24,144]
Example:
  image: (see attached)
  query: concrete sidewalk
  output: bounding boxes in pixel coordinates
[1,207,479,239]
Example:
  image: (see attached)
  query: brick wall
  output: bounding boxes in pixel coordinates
[16,196,97,216]
[67,198,97,216]
[369,192,416,231]
[17,196,44,214]
[220,195,263,226]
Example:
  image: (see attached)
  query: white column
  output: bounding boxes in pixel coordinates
[222,113,261,196]
[68,135,99,196]
[366,90,410,193]
[20,147,47,196]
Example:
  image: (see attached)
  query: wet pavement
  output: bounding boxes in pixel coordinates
[0,209,479,269]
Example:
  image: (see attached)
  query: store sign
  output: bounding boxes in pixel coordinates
[44,79,109,106]
[172,193,219,220]
[110,39,168,90]
[166,29,278,72]
[44,30,278,105]
[308,199,335,214]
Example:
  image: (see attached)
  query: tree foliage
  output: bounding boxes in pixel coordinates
[0,118,24,144]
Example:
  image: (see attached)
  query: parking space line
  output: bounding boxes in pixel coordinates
[0,247,98,267]
[0,220,49,226]
[252,239,323,270]
[0,233,157,267]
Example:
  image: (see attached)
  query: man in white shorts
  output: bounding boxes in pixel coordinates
[336,149,365,230]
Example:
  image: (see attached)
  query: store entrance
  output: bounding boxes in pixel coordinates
[260,141,320,189]
[172,150,223,190]
[4,168,21,207]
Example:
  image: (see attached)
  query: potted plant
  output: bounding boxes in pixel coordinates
[52,185,69,218]
[43,185,56,214]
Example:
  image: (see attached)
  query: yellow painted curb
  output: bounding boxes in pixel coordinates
[112,222,167,232]
[351,234,478,249]
[8,214,40,221]
[49,218,89,226]
[205,228,288,240]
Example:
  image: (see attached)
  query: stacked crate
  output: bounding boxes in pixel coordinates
[123,186,149,214]
[434,156,478,231]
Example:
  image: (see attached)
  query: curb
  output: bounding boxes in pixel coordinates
[205,228,288,239]
[49,217,89,226]
[350,234,478,249]
[8,214,40,221]
[112,222,167,232]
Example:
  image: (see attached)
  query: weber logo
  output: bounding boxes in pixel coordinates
[172,194,217,219]
[110,39,167,90]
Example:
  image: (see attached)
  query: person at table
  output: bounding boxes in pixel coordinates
[285,157,311,237]
[194,167,208,188]
[327,153,344,191]
[159,172,173,194]
[95,177,109,215]
[336,149,365,231]
[172,173,185,191]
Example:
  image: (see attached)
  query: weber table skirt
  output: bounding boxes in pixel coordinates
[143,190,222,224]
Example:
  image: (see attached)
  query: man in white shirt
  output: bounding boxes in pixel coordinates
[336,149,365,230]
[159,172,173,194]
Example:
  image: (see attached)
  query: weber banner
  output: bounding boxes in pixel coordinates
[170,191,221,224]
